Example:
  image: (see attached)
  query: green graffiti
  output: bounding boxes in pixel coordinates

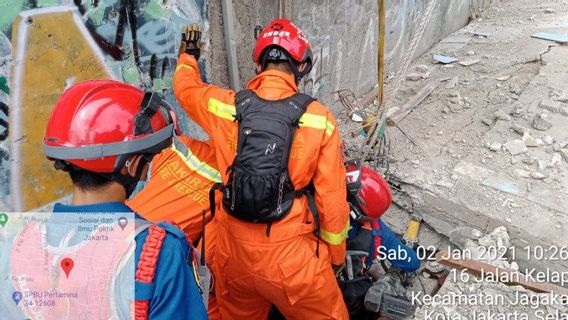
[152,78,172,92]
[0,77,8,95]
[144,0,169,20]
[88,3,108,27]
[0,0,25,33]
[0,0,63,33]
[122,58,140,84]
[0,212,8,227]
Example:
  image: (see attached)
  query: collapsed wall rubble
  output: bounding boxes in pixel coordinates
[414,227,568,319]
[340,0,568,281]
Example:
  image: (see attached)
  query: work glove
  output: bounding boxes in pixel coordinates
[180,24,202,60]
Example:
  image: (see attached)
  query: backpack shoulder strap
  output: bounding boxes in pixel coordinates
[235,89,254,109]
[289,93,315,112]
[234,89,256,122]
[284,93,315,125]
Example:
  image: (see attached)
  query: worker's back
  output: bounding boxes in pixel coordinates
[174,60,348,255]
[173,18,350,320]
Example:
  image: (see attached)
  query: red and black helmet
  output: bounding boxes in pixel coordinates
[346,161,393,221]
[253,19,313,82]
[43,80,180,173]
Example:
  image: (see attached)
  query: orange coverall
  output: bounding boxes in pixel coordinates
[127,135,222,319]
[174,53,350,320]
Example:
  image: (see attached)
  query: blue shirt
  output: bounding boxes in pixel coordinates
[348,218,420,273]
[377,219,420,272]
[53,202,208,320]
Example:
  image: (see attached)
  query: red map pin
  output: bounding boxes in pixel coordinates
[60,258,74,279]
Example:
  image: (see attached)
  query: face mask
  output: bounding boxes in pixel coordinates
[127,161,152,200]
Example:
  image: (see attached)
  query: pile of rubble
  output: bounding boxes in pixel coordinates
[414,227,568,319]
[340,0,568,279]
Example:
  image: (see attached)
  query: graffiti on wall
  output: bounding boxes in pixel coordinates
[0,0,208,211]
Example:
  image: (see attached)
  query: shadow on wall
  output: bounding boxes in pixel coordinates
[0,0,208,211]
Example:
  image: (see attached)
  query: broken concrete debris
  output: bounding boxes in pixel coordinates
[521,132,543,147]
[493,110,511,121]
[503,139,527,155]
[539,99,560,113]
[481,118,493,126]
[415,65,429,74]
[458,59,481,67]
[433,54,458,64]
[488,142,502,152]
[415,227,567,319]
[531,32,568,44]
[350,112,364,122]
[343,3,568,317]
[514,168,531,178]
[406,73,423,81]
[531,113,553,131]
[510,124,528,135]
[550,152,562,166]
[530,171,547,180]
[405,66,432,81]
[445,76,459,89]
[561,149,568,163]
[472,31,491,38]
[542,135,554,145]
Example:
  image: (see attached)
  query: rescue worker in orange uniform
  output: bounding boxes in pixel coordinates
[127,134,220,243]
[174,20,350,319]
[127,128,223,319]
[127,118,222,319]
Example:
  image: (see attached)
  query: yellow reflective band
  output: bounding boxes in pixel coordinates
[171,136,222,183]
[175,64,194,73]
[320,220,350,245]
[207,98,236,121]
[325,121,336,137]
[299,113,335,136]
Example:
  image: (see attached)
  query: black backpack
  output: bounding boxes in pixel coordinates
[210,90,320,246]
[226,89,314,220]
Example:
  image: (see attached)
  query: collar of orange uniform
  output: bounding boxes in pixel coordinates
[247,69,298,99]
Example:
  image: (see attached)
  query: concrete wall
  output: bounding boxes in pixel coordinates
[0,0,492,210]
[208,0,492,112]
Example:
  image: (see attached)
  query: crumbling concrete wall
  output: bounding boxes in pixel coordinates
[208,0,494,112]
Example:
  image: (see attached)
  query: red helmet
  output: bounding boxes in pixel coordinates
[43,80,179,173]
[346,162,392,220]
[253,19,313,81]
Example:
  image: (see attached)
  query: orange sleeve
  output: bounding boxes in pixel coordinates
[312,110,350,266]
[173,53,236,135]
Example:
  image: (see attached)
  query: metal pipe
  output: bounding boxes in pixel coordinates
[221,0,241,90]
[378,0,385,105]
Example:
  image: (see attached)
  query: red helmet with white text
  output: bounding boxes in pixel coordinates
[253,19,313,82]
[346,162,392,220]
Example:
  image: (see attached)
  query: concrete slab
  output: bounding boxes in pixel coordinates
[345,0,568,274]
